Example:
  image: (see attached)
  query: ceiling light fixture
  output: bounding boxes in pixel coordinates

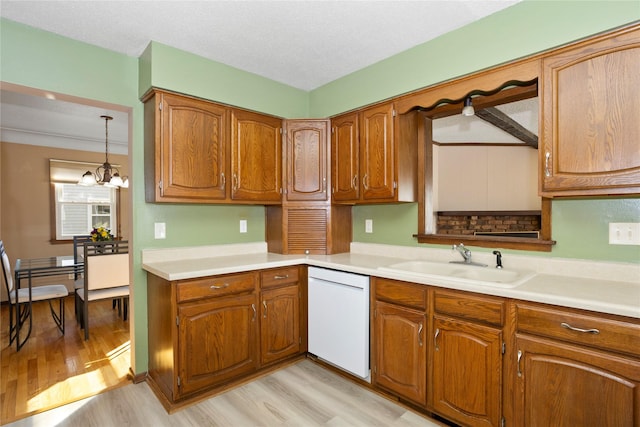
[462,97,475,117]
[78,115,128,188]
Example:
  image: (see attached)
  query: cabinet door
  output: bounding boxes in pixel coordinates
[373,300,426,405]
[541,29,640,196]
[230,109,282,203]
[432,315,503,427]
[157,92,227,201]
[260,285,300,365]
[331,112,360,202]
[177,293,258,397]
[360,103,396,201]
[515,334,640,427]
[285,120,329,201]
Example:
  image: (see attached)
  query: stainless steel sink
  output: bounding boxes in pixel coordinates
[378,260,535,288]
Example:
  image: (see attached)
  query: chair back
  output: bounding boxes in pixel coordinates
[0,241,15,295]
[73,235,92,279]
[84,240,129,291]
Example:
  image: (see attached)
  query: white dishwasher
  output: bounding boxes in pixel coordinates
[308,266,370,380]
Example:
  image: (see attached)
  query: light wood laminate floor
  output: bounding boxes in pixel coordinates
[4,360,447,427]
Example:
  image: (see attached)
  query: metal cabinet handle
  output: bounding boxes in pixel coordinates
[561,322,600,334]
[251,303,256,322]
[273,275,289,280]
[418,323,423,347]
[232,173,238,192]
[434,328,440,351]
[262,300,267,318]
[362,174,369,190]
[544,151,551,177]
[210,283,230,290]
[517,350,523,377]
[352,175,358,190]
[220,172,226,187]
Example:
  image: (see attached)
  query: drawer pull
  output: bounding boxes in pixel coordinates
[273,274,289,280]
[561,322,600,335]
[263,300,267,318]
[434,328,440,351]
[418,323,423,347]
[517,350,523,377]
[251,303,256,322]
[210,283,230,290]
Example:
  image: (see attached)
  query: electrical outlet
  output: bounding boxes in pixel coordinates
[239,219,248,233]
[154,222,166,239]
[609,222,640,245]
[365,219,373,233]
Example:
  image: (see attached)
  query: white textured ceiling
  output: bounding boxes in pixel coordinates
[1,0,521,91]
[0,0,528,153]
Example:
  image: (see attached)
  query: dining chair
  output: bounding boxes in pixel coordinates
[75,240,129,340]
[0,240,69,351]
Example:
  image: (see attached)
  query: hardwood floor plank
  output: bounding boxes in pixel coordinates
[1,296,131,425]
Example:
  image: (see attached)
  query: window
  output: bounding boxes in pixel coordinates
[49,159,121,242]
[54,183,117,240]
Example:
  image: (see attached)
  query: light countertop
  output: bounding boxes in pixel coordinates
[142,243,640,319]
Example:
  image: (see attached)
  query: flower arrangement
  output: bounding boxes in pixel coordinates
[90,226,114,242]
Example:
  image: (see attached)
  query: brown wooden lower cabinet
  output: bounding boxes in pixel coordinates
[431,315,503,427]
[178,293,258,396]
[514,334,640,426]
[372,277,428,406]
[373,300,427,405]
[260,284,301,366]
[147,267,305,408]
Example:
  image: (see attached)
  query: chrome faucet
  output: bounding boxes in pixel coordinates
[450,243,488,267]
[453,243,472,263]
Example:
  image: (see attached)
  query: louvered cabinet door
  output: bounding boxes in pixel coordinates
[284,208,327,254]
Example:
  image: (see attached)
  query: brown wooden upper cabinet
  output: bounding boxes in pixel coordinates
[230,109,282,203]
[284,120,329,202]
[331,102,418,204]
[540,26,640,197]
[144,89,283,204]
[144,90,227,202]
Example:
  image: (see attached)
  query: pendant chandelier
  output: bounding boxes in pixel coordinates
[78,115,128,188]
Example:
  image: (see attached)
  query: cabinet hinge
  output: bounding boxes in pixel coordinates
[392,109,397,117]
[502,342,506,355]
[176,315,179,326]
[158,180,163,191]
[501,416,505,427]
[177,376,181,387]
[373,366,377,374]
[393,181,397,189]
[159,101,162,111]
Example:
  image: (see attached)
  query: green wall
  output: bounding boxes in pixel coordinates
[309,1,640,117]
[2,0,639,375]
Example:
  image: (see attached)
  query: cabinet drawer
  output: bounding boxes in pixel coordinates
[516,303,640,357]
[374,277,427,310]
[434,290,505,327]
[177,272,256,303]
[261,267,299,289]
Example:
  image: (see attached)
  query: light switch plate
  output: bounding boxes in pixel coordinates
[365,219,373,233]
[609,222,640,245]
[154,222,166,239]
[239,219,248,233]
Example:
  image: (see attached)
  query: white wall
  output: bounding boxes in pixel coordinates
[435,145,540,211]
